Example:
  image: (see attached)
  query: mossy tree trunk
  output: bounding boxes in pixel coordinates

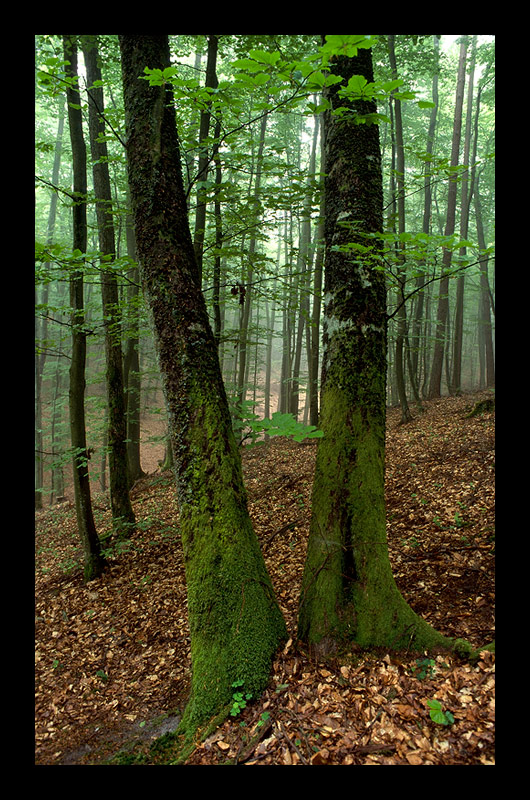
[119,35,287,735]
[297,43,456,658]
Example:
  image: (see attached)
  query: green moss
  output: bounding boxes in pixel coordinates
[164,358,287,740]
[298,379,457,658]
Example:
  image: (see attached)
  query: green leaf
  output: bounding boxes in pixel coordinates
[427,699,454,725]
[321,35,377,58]
[232,58,268,73]
[248,49,282,65]
[381,79,405,92]
[345,74,369,94]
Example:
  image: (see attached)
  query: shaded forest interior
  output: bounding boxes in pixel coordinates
[35,34,494,766]
[35,393,494,765]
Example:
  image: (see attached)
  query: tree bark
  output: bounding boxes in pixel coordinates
[297,42,455,658]
[451,37,476,395]
[193,34,219,284]
[123,202,145,483]
[36,94,65,508]
[428,37,468,399]
[119,34,286,736]
[83,36,135,531]
[411,35,439,400]
[63,34,105,581]
[309,114,324,428]
[388,35,412,423]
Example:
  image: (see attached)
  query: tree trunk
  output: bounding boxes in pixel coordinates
[309,114,324,428]
[388,35,412,424]
[63,34,105,582]
[297,41,455,658]
[451,37,476,395]
[236,112,268,413]
[83,36,135,532]
[123,202,145,483]
[411,35,439,401]
[428,37,468,399]
[119,34,286,737]
[212,114,223,348]
[475,177,495,387]
[36,94,65,508]
[193,34,219,284]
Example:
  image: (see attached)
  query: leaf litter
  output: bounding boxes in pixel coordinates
[35,391,494,765]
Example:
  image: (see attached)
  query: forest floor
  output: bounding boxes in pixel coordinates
[35,391,495,766]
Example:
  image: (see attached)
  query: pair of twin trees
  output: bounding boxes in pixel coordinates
[119,35,493,742]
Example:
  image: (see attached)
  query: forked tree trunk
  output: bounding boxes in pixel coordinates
[119,35,286,737]
[297,42,461,658]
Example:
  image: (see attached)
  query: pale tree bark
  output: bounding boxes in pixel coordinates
[411,35,440,398]
[428,37,468,399]
[451,37,476,395]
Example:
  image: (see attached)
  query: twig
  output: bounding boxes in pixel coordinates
[274,721,310,765]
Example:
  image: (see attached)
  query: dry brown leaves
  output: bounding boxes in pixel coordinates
[35,392,494,765]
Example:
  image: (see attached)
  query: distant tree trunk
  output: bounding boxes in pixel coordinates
[309,114,324,428]
[388,35,412,423]
[63,34,105,582]
[298,42,456,659]
[236,112,268,414]
[120,34,286,738]
[123,203,144,483]
[475,177,495,387]
[411,35,439,400]
[291,114,318,421]
[36,94,65,508]
[83,36,135,532]
[428,37,468,399]
[451,37,476,395]
[193,34,219,284]
[212,114,223,348]
[50,335,68,504]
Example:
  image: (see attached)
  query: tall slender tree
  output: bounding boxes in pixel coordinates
[193,34,219,283]
[410,34,440,398]
[119,34,286,742]
[428,37,468,399]
[388,34,412,423]
[451,36,476,395]
[83,35,135,532]
[35,94,65,508]
[63,34,105,581]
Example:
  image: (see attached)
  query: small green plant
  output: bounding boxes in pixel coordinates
[230,680,252,717]
[426,698,454,726]
[412,657,436,680]
[230,398,324,446]
[256,711,271,728]
[402,535,421,548]
[95,669,109,682]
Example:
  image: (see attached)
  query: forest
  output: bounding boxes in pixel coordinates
[35,34,495,766]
